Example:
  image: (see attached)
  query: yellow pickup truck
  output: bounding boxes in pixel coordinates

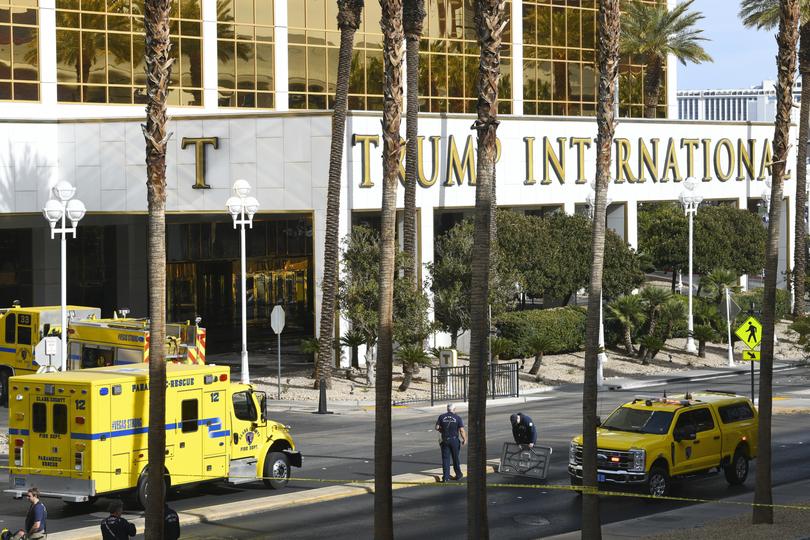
[569,391,758,497]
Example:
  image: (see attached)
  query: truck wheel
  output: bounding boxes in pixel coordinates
[645,466,670,497]
[569,474,583,497]
[724,450,749,485]
[263,451,290,489]
[0,369,10,407]
[135,469,167,510]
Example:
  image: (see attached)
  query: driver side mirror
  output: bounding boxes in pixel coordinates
[595,416,602,427]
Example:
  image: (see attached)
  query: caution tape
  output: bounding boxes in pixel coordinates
[3,464,810,512]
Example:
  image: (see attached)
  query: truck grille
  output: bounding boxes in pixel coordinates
[573,445,634,471]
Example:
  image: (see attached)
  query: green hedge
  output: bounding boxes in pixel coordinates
[734,288,791,322]
[495,306,586,358]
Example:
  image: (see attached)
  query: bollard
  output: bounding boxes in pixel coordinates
[315,378,332,414]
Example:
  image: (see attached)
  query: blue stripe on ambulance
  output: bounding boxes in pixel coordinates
[9,428,29,436]
[69,417,230,440]
[0,346,16,354]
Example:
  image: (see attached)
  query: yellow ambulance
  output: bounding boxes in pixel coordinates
[5,363,301,508]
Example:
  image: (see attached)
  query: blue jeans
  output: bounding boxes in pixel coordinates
[440,438,462,481]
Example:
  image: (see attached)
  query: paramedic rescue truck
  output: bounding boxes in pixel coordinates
[0,304,206,405]
[5,363,301,508]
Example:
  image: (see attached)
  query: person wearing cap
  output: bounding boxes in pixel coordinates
[510,412,537,448]
[435,403,466,482]
[100,500,135,540]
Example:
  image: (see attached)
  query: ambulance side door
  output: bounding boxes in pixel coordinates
[176,389,203,484]
[202,388,228,479]
[229,390,260,461]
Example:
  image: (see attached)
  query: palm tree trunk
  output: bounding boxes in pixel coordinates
[754,0,799,526]
[643,55,662,119]
[314,0,364,390]
[623,328,633,355]
[529,353,542,375]
[143,0,173,536]
[583,2,619,539]
[698,340,706,358]
[403,0,425,284]
[793,24,810,317]
[468,2,505,538]
[398,361,413,391]
[671,270,677,293]
[375,1,403,538]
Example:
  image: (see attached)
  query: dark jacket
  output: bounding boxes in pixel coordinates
[100,515,136,540]
[510,413,537,445]
[164,505,180,540]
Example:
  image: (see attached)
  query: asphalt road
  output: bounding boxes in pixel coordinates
[0,366,807,538]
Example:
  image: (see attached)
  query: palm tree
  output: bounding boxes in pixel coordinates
[701,268,740,304]
[740,0,810,316]
[315,0,365,392]
[606,295,646,355]
[468,0,507,536]
[143,0,173,535]
[692,324,717,358]
[582,3,620,537]
[375,0,403,537]
[396,344,430,391]
[489,336,513,363]
[621,0,712,118]
[753,0,800,525]
[659,297,687,340]
[403,0,425,283]
[526,332,556,377]
[340,328,366,368]
[638,286,671,356]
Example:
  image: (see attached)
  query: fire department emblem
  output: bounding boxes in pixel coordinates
[246,432,254,445]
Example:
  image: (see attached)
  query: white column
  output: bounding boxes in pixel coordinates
[201,0,219,111]
[274,0,289,111]
[511,0,523,116]
[38,0,57,106]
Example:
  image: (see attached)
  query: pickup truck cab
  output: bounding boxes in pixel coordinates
[569,391,758,497]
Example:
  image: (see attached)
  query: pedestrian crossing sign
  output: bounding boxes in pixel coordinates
[735,316,762,349]
[740,349,760,362]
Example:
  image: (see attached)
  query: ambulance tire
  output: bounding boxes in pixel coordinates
[263,451,290,489]
[0,369,9,407]
[135,469,168,509]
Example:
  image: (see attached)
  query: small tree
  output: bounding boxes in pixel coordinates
[489,337,514,363]
[396,344,432,391]
[701,268,740,304]
[693,324,717,358]
[637,335,665,364]
[639,286,672,358]
[526,332,557,377]
[300,338,320,364]
[340,329,365,368]
[638,202,688,291]
[606,295,647,354]
[659,297,688,341]
[429,221,473,346]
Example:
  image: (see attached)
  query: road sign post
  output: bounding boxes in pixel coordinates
[271,305,286,400]
[735,315,762,403]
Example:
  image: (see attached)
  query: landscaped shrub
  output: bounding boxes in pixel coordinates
[734,288,791,321]
[495,307,586,358]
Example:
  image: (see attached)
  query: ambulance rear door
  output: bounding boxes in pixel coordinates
[29,388,73,480]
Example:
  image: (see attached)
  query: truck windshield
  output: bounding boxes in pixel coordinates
[602,407,674,435]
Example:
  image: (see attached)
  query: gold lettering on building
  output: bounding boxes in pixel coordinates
[638,138,660,183]
[524,137,536,185]
[701,139,712,181]
[663,138,683,182]
[758,140,773,180]
[680,138,699,178]
[713,138,734,181]
[445,135,476,186]
[570,137,592,184]
[737,139,756,181]
[615,138,637,183]
[542,137,566,185]
[417,136,441,187]
[352,134,380,188]
[181,137,219,189]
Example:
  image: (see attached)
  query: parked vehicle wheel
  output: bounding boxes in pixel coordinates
[135,468,167,510]
[645,465,670,497]
[263,451,290,489]
[724,449,749,485]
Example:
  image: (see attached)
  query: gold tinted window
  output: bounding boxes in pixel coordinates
[522,0,666,118]
[55,0,203,106]
[0,0,39,102]
[217,0,275,109]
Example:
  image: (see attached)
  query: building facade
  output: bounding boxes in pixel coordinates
[0,0,796,357]
[677,80,801,123]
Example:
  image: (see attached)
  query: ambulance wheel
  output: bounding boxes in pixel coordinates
[135,469,168,509]
[0,369,10,407]
[263,451,290,489]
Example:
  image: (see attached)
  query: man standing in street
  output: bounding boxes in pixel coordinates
[435,403,466,482]
[510,412,537,448]
[100,500,135,539]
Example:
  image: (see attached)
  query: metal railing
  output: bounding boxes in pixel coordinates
[429,362,520,406]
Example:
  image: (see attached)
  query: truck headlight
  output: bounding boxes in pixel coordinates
[629,448,645,472]
[569,441,577,465]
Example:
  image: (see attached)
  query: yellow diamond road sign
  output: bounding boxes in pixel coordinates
[741,349,761,362]
[735,316,763,349]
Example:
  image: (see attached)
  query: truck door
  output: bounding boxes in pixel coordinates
[229,390,261,460]
[176,389,203,484]
[29,393,72,480]
[672,407,719,473]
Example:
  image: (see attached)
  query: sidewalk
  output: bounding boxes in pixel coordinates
[604,362,793,391]
[543,479,810,539]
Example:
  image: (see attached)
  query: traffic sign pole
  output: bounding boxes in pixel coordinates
[271,305,286,401]
[751,359,755,402]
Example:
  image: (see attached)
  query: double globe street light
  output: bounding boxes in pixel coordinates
[226,180,260,385]
[586,182,611,387]
[42,181,86,371]
[679,177,703,355]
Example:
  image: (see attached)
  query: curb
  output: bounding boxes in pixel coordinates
[606,363,798,391]
[49,461,501,539]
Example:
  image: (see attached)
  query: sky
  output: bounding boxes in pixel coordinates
[677,0,779,91]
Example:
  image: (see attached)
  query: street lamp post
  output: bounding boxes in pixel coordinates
[586,185,612,387]
[42,181,86,371]
[679,177,703,355]
[226,180,260,385]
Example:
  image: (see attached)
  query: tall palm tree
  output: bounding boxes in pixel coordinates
[621,0,712,119]
[583,3,620,537]
[740,0,810,316]
[468,1,506,537]
[375,0,403,538]
[754,0,800,525]
[314,0,365,391]
[143,0,173,536]
[403,0,425,283]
